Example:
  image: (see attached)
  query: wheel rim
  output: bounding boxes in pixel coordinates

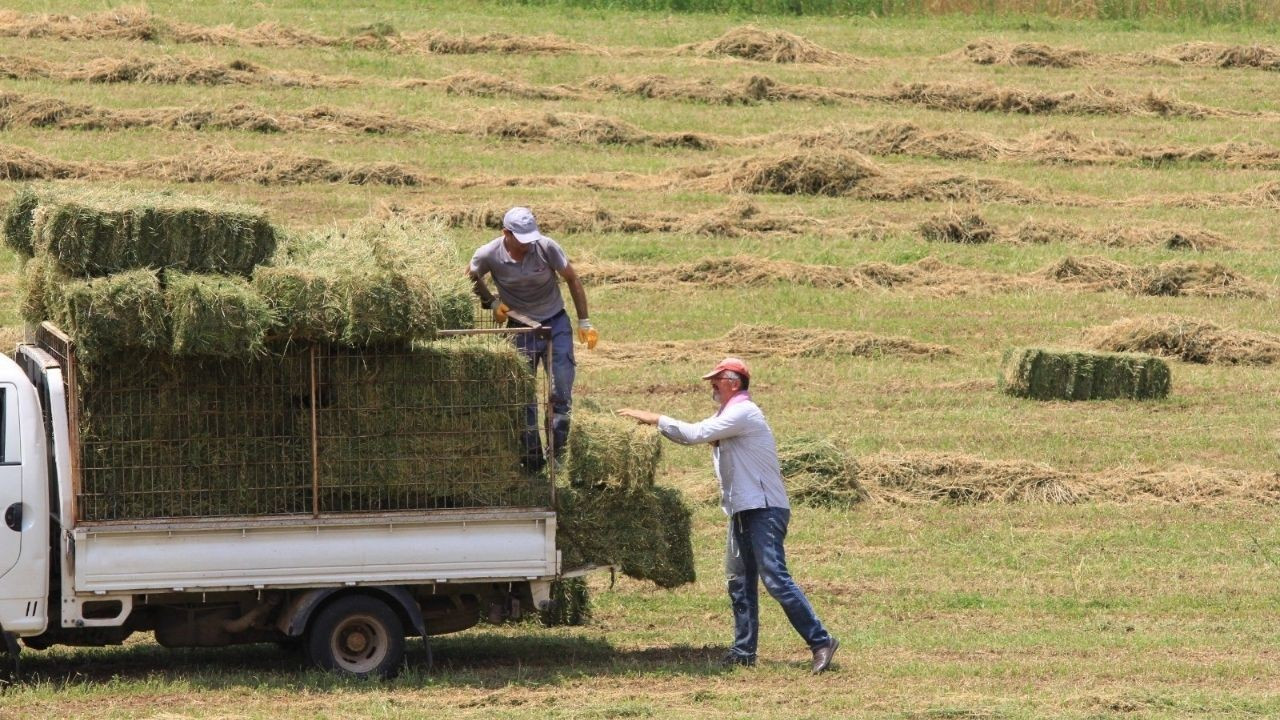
[329,613,389,674]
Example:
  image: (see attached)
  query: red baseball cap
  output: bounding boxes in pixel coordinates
[702,357,750,381]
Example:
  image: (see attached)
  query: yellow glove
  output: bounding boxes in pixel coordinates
[577,319,598,350]
[492,302,509,324]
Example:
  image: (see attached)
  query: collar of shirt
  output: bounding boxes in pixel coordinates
[716,391,752,417]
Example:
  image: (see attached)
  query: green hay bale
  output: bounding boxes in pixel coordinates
[19,254,57,324]
[27,185,277,277]
[257,218,473,345]
[778,435,868,507]
[48,269,168,358]
[167,272,274,358]
[2,186,40,257]
[567,411,663,491]
[999,347,1171,401]
[556,483,696,589]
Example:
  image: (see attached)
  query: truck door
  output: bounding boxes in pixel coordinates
[0,385,21,577]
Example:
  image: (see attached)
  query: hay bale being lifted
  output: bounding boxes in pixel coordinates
[1000,347,1171,401]
[7,184,277,276]
[567,411,662,491]
[256,218,473,346]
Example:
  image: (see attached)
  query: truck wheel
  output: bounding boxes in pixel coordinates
[306,595,404,679]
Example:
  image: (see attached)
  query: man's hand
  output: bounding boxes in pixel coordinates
[577,318,598,349]
[618,408,660,425]
[493,302,510,323]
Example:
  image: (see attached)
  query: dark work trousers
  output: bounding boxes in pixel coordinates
[511,309,574,469]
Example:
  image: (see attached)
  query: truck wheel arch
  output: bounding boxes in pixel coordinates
[278,587,428,641]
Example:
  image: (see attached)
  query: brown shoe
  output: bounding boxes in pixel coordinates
[811,638,839,674]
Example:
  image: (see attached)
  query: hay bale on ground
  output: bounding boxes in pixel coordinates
[919,209,994,243]
[567,411,662,491]
[166,272,274,358]
[256,218,473,345]
[1084,315,1280,365]
[999,347,1171,401]
[19,184,276,275]
[778,436,867,506]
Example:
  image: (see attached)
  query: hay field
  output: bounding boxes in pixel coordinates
[2,3,1279,718]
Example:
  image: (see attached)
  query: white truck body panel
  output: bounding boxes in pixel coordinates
[73,512,556,594]
[0,356,51,635]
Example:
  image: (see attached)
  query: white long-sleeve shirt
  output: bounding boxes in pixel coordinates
[657,395,790,516]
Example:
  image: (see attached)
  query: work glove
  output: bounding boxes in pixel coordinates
[577,318,598,349]
[492,302,510,324]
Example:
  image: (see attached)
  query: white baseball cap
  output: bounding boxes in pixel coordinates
[502,206,548,245]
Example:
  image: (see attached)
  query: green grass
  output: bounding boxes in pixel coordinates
[2,1,1280,717]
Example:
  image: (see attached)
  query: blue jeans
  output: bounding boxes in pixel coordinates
[512,309,575,469]
[726,507,831,659]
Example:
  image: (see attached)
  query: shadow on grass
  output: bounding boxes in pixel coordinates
[15,631,733,691]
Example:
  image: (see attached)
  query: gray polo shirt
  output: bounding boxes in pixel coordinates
[469,237,569,322]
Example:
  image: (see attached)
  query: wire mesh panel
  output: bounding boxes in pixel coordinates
[313,337,549,513]
[38,325,552,523]
[72,352,314,522]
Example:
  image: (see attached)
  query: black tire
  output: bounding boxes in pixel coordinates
[306,595,405,679]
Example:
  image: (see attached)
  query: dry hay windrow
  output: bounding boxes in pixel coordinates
[474,110,718,150]
[0,8,595,56]
[867,82,1239,119]
[916,207,1230,251]
[673,25,857,65]
[1041,256,1272,299]
[584,74,846,105]
[578,255,1032,296]
[583,324,952,368]
[858,452,1280,506]
[403,71,585,100]
[377,199,815,238]
[1083,315,1280,365]
[1151,181,1280,210]
[953,39,1280,72]
[0,144,431,186]
[0,54,355,88]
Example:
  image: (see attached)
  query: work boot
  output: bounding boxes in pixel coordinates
[811,638,839,674]
[719,651,756,668]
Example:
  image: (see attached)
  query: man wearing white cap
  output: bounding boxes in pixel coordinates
[469,206,596,470]
[618,358,839,674]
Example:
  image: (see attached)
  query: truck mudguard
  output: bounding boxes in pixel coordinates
[278,586,428,640]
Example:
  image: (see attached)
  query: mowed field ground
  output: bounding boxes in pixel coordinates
[2,2,1280,718]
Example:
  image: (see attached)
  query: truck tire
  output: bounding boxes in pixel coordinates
[306,595,404,679]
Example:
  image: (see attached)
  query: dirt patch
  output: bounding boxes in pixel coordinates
[585,324,952,368]
[674,25,854,65]
[869,82,1230,119]
[1042,256,1270,299]
[1084,315,1280,365]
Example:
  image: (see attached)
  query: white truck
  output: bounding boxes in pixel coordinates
[0,324,579,679]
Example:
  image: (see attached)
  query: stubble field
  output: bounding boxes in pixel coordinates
[1,2,1279,718]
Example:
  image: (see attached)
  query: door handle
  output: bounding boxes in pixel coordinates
[4,503,20,531]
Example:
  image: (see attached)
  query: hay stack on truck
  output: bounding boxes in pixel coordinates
[0,321,577,679]
[0,188,604,679]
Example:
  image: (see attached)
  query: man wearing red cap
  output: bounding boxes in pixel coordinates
[619,358,839,673]
[469,207,596,470]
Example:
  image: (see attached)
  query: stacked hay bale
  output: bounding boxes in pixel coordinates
[558,411,696,589]
[3,184,528,520]
[999,347,1171,401]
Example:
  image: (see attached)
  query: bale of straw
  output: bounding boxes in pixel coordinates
[556,482,696,589]
[257,219,473,345]
[43,268,168,358]
[25,185,277,276]
[1084,315,1280,366]
[2,185,39,256]
[567,411,662,491]
[777,436,867,506]
[166,272,274,358]
[999,347,1171,401]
